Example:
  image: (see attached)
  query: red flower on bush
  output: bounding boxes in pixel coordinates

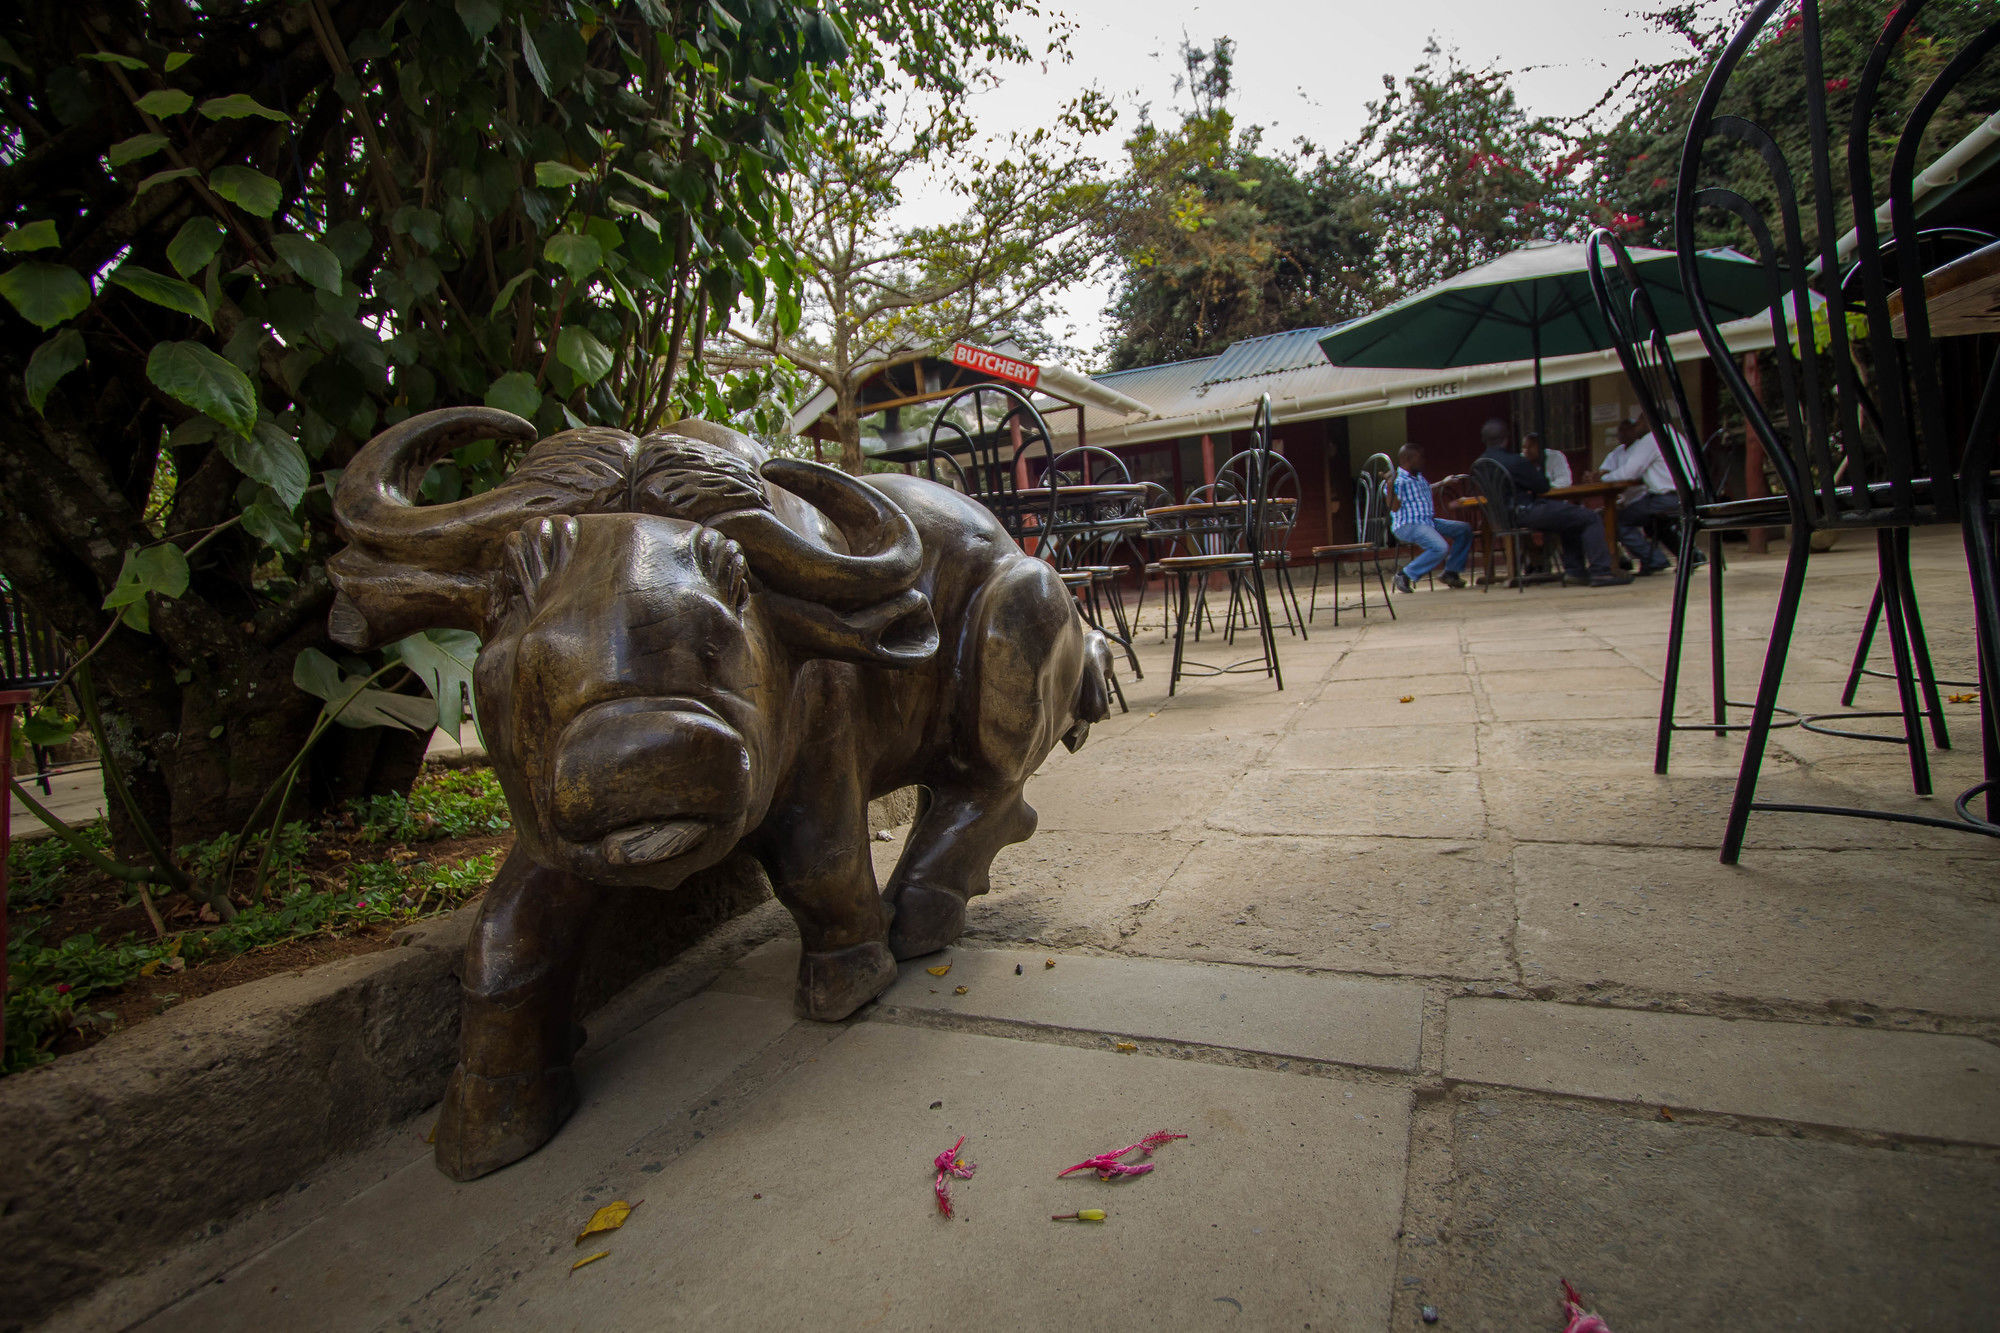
[1825,77,1849,92]
[1611,213,1644,233]
[55,983,72,995]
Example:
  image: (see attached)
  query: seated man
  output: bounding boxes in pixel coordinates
[1475,418,1629,587]
[1386,444,1472,593]
[1596,418,1701,575]
[1522,432,1572,487]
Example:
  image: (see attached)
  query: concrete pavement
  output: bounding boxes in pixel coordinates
[52,530,2000,1331]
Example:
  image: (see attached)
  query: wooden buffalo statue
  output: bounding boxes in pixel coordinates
[328,407,1110,1179]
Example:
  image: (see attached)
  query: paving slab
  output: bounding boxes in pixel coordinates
[1266,724,1478,770]
[878,944,1425,1071]
[1413,1097,2000,1332]
[1482,688,1677,723]
[416,1023,1413,1330]
[1024,761,1235,834]
[860,827,1197,949]
[1444,999,2000,1143]
[1466,648,1634,675]
[1476,719,1754,776]
[1291,691,1478,729]
[1328,649,1470,680]
[1208,767,1485,839]
[1316,671,1474,699]
[1513,843,2000,1015]
[138,991,798,1333]
[1128,834,1515,980]
[1490,768,1987,850]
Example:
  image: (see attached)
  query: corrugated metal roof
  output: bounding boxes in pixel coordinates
[1198,325,1348,385]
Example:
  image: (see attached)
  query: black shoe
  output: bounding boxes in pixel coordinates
[1589,572,1634,587]
[1687,553,1708,569]
[1637,562,1670,576]
[1439,571,1467,589]
[1393,572,1416,594]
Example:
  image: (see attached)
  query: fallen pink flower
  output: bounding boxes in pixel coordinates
[1561,1279,1613,1333]
[932,1135,975,1218]
[1058,1130,1188,1180]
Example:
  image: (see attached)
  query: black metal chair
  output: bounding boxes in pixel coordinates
[1308,454,1399,624]
[921,382,1053,547]
[1042,444,1146,682]
[1217,451,1308,640]
[1672,0,2000,858]
[1468,457,1559,591]
[1156,395,1286,695]
[1,587,70,795]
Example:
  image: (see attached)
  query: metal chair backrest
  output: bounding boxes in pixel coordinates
[1,588,66,690]
[1675,0,2000,526]
[1354,453,1396,551]
[1216,450,1298,557]
[1587,228,1712,514]
[922,383,1056,543]
[1042,445,1137,571]
[1470,457,1528,533]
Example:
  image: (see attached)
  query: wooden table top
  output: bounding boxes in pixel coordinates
[1145,497,1298,517]
[1887,238,2000,338]
[1544,480,1627,501]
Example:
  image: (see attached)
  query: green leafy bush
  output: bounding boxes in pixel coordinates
[349,766,510,844]
[6,821,109,907]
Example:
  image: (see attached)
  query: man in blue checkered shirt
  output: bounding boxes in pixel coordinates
[1387,444,1472,593]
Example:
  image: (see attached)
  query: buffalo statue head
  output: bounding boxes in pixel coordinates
[326,407,939,889]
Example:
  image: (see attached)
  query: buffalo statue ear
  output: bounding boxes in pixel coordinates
[762,587,939,667]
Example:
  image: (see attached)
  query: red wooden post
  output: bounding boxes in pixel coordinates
[0,688,31,1054]
[1200,433,1216,487]
[1740,352,1770,554]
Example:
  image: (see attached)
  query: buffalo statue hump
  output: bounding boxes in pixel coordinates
[327,406,1112,1179]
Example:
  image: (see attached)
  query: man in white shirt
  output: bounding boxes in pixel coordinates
[1522,433,1572,487]
[1595,418,1693,575]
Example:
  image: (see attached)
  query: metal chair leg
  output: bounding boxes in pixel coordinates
[1721,527,1812,864]
[1708,529,1727,731]
[1169,570,1193,697]
[1655,521,1699,775]
[1892,529,1949,750]
[1374,554,1397,620]
[1874,529,1933,797]
[1841,583,1884,707]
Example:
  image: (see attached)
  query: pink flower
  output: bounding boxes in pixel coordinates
[932,1136,976,1217]
[1826,77,1849,92]
[55,983,72,995]
[1058,1130,1189,1180]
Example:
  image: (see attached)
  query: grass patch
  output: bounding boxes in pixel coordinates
[4,767,511,1074]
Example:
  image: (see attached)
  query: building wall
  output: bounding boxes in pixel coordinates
[1405,392,1516,479]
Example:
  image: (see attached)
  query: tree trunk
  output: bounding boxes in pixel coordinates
[833,383,864,474]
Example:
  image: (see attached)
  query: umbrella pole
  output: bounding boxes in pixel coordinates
[1531,323,1547,444]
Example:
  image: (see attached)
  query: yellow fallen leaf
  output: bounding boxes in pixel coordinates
[576,1200,638,1245]
[139,960,161,977]
[571,1250,610,1272]
[953,985,968,995]
[426,1121,437,1144]
[1044,958,1056,969]
[1948,692,1979,704]
[926,964,951,977]
[1114,1042,1137,1052]
[1399,695,1414,704]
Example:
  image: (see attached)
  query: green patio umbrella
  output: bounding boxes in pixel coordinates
[1316,239,1773,438]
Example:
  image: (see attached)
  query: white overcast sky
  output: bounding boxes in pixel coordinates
[902,0,1713,364]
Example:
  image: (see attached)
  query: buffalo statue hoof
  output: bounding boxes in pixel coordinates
[432,1062,579,1182]
[885,883,967,961]
[796,941,897,1021]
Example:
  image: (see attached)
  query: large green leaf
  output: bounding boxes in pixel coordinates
[292,649,436,732]
[134,88,193,117]
[390,628,483,741]
[543,232,604,282]
[2,219,58,252]
[199,93,289,122]
[534,160,591,188]
[107,133,169,168]
[0,262,91,329]
[166,216,226,277]
[26,329,87,412]
[241,500,304,553]
[110,264,211,326]
[270,234,342,293]
[556,326,613,384]
[103,543,191,630]
[146,341,257,438]
[220,419,311,508]
[135,166,197,196]
[208,165,281,217]
[483,371,542,418]
[456,0,502,39]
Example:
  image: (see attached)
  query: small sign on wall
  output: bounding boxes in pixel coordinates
[950,342,1041,389]
[1590,402,1621,424]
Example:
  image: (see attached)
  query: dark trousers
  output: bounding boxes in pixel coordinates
[1617,491,1679,569]
[1518,499,1612,577]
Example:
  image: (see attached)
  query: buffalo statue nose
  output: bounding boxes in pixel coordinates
[549,698,751,854]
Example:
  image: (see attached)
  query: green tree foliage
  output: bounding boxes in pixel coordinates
[1101,39,1384,370]
[1340,42,1607,299]
[721,21,1110,470]
[0,0,864,850]
[1588,0,2000,251]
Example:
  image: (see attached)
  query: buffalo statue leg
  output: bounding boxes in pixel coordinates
[753,751,898,1021]
[886,557,1097,959]
[433,849,602,1181]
